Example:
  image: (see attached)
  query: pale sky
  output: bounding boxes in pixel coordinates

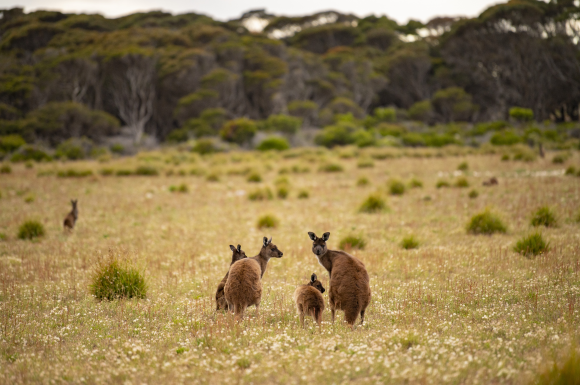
[0,0,502,24]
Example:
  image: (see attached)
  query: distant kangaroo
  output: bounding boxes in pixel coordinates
[216,244,247,311]
[293,273,326,330]
[482,177,498,186]
[63,199,78,230]
[308,232,371,328]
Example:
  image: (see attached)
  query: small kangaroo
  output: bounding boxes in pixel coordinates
[293,273,326,330]
[63,199,78,230]
[224,236,284,320]
[308,231,371,328]
[216,244,247,311]
[482,177,498,186]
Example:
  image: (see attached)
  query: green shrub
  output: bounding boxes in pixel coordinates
[376,123,406,137]
[256,137,290,151]
[552,154,567,164]
[277,185,289,199]
[247,172,262,183]
[455,177,469,188]
[457,161,468,171]
[501,154,510,161]
[257,214,279,229]
[509,107,534,122]
[359,193,387,213]
[169,183,189,193]
[530,207,558,228]
[100,168,114,176]
[491,131,523,146]
[468,189,479,199]
[389,179,406,195]
[18,220,45,240]
[401,235,419,250]
[357,176,370,187]
[264,114,302,135]
[565,166,576,175]
[0,164,11,174]
[135,165,159,176]
[408,100,433,121]
[0,233,6,241]
[89,253,147,300]
[24,194,34,203]
[436,180,450,188]
[220,118,257,145]
[55,139,86,160]
[110,143,124,154]
[116,169,133,176]
[373,107,396,122]
[57,169,93,178]
[536,347,580,385]
[409,178,423,188]
[25,161,33,169]
[353,130,376,148]
[248,188,273,201]
[318,163,344,173]
[357,159,374,168]
[192,139,218,155]
[401,133,426,147]
[206,172,220,182]
[0,134,26,152]
[467,210,507,235]
[10,145,52,162]
[314,123,357,148]
[512,146,537,162]
[339,235,366,250]
[514,232,549,257]
[297,190,309,199]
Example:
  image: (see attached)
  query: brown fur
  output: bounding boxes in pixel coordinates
[63,199,78,230]
[308,232,371,328]
[482,177,498,186]
[293,273,325,329]
[216,245,247,311]
[224,237,283,320]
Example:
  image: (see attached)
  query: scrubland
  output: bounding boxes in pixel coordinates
[1,146,579,384]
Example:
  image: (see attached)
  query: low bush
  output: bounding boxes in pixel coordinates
[501,154,510,161]
[0,134,26,152]
[467,210,507,235]
[57,169,93,178]
[409,178,423,188]
[191,139,218,155]
[257,214,279,229]
[389,179,406,195]
[297,190,309,199]
[89,252,147,300]
[468,189,479,199]
[514,232,549,257]
[0,164,11,174]
[24,194,34,203]
[135,165,159,176]
[401,235,419,250]
[436,180,450,188]
[357,159,374,168]
[490,131,523,146]
[277,185,289,199]
[509,107,534,122]
[11,145,52,162]
[248,188,273,201]
[247,172,262,183]
[565,166,576,175]
[552,154,568,164]
[18,220,45,240]
[530,206,558,228]
[116,169,133,176]
[536,347,580,385]
[357,176,370,187]
[457,161,468,171]
[169,184,189,193]
[455,177,469,188]
[256,137,290,151]
[110,143,124,154]
[206,172,220,182]
[339,235,366,250]
[318,163,344,173]
[359,193,387,213]
[100,168,114,176]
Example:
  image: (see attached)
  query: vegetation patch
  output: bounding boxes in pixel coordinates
[18,220,45,240]
[537,348,580,385]
[436,180,450,188]
[357,159,374,168]
[57,169,93,178]
[247,172,262,183]
[89,252,147,300]
[257,214,279,229]
[401,235,419,250]
[297,189,309,199]
[135,165,159,176]
[409,178,423,188]
[454,177,469,188]
[467,210,507,235]
[468,189,479,199]
[257,137,290,151]
[339,235,366,250]
[318,163,344,173]
[0,164,12,174]
[248,188,273,201]
[389,179,406,195]
[530,207,558,228]
[359,193,387,213]
[357,176,370,187]
[514,232,549,257]
[169,184,189,193]
[206,172,220,182]
[457,162,468,171]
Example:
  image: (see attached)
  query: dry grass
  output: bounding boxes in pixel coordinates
[1,148,579,384]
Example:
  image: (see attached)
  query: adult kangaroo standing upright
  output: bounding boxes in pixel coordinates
[224,237,283,320]
[63,199,78,230]
[307,232,371,328]
[216,244,247,311]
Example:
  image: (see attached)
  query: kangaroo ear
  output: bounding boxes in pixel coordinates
[268,237,272,245]
[311,273,317,282]
[230,245,236,252]
[322,232,330,241]
[308,232,316,241]
[263,237,268,247]
[237,244,241,252]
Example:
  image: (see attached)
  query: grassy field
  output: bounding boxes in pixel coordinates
[1,146,579,384]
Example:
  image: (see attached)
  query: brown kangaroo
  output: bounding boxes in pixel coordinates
[216,244,247,311]
[293,273,326,330]
[307,232,371,328]
[63,199,78,230]
[482,177,498,186]
[224,237,283,320]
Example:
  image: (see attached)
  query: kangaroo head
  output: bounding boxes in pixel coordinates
[262,236,283,259]
[229,244,247,264]
[308,273,325,293]
[308,232,329,256]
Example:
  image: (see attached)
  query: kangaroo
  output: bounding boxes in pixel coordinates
[216,244,247,311]
[63,199,78,230]
[293,273,326,330]
[224,236,283,320]
[482,177,498,186]
[307,232,371,328]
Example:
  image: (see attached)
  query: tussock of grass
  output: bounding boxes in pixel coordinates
[24,194,35,203]
[135,165,159,176]
[514,232,549,257]
[357,176,370,187]
[277,186,289,199]
[100,168,114,176]
[89,252,147,300]
[436,180,450,188]
[339,235,366,250]
[531,207,558,228]
[357,159,374,168]
[409,178,423,188]
[565,166,576,175]
[467,210,507,235]
[18,220,45,240]
[552,154,567,164]
[318,163,344,173]
[359,193,387,213]
[0,233,7,241]
[206,172,220,182]
[247,172,262,183]
[401,235,419,250]
[389,179,406,195]
[257,214,279,229]
[297,190,309,199]
[57,169,93,178]
[501,154,510,161]
[116,169,133,176]
[248,188,273,201]
[0,164,11,174]
[457,162,468,171]
[537,347,580,385]
[169,184,189,193]
[455,177,469,188]
[468,189,479,199]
